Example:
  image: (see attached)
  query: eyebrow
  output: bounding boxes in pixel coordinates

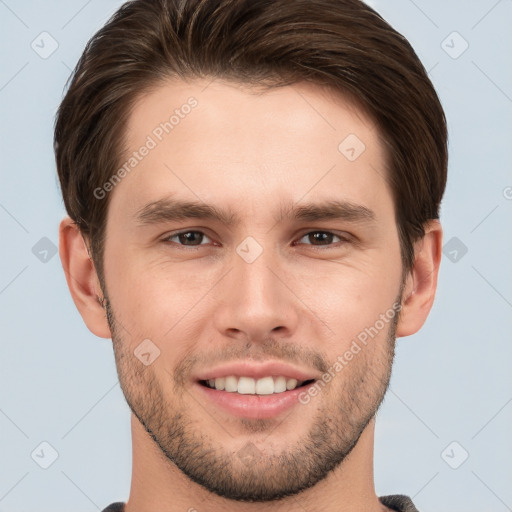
[134,197,376,227]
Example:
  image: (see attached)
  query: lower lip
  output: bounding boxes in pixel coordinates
[195,381,315,419]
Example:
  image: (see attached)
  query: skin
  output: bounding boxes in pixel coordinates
[59,78,442,512]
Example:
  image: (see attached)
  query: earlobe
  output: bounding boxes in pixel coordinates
[58,217,112,339]
[396,220,443,338]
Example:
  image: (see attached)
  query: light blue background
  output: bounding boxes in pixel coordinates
[1,1,511,511]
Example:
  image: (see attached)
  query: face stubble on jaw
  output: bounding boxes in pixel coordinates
[103,283,403,503]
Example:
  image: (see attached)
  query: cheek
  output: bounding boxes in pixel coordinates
[292,259,400,339]
[104,248,218,346]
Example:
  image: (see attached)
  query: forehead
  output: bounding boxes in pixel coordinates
[108,78,392,224]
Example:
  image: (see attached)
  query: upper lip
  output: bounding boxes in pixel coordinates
[194,360,319,382]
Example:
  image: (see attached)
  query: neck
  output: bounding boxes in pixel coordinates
[124,415,389,512]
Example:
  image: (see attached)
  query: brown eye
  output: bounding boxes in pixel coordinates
[296,231,347,247]
[163,231,212,246]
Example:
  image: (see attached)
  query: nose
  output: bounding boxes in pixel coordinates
[212,241,300,344]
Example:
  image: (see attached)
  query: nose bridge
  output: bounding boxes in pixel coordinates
[233,234,282,305]
[213,235,298,339]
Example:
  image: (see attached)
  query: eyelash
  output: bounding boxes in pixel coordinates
[160,230,351,251]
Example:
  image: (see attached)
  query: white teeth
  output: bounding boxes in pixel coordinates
[238,376,255,394]
[286,378,298,390]
[205,375,307,394]
[224,376,238,392]
[255,376,274,395]
[274,376,287,393]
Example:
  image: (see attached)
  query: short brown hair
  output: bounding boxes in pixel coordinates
[54,0,447,284]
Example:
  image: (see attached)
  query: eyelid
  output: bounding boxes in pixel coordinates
[294,230,352,248]
[161,229,215,246]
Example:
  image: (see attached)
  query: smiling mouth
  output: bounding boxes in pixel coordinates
[199,375,316,395]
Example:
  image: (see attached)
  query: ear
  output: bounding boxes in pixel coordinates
[396,220,443,337]
[59,217,111,339]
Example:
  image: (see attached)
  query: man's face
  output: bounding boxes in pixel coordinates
[101,79,405,501]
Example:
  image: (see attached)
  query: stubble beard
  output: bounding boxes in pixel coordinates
[104,292,400,502]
